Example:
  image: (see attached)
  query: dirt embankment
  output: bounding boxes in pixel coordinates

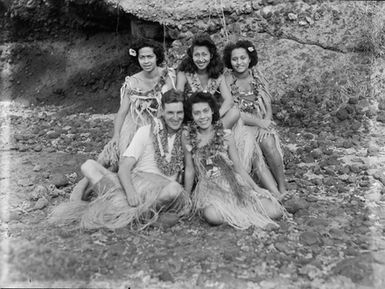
[0,0,139,113]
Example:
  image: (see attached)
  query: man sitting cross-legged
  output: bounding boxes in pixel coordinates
[49,90,191,229]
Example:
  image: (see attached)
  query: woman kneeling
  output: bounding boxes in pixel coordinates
[183,91,285,230]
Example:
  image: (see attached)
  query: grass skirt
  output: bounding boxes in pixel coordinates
[49,172,191,230]
[192,171,283,230]
[232,117,283,175]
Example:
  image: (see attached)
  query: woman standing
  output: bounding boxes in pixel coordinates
[223,40,287,200]
[72,38,176,201]
[183,91,284,230]
[176,33,239,129]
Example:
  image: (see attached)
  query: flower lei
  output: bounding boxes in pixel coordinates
[152,118,184,176]
[189,121,227,173]
[186,73,220,97]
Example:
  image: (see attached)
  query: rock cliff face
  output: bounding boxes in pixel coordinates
[108,0,385,111]
[1,0,384,121]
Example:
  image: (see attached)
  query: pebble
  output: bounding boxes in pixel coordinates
[46,131,60,139]
[50,173,68,187]
[32,164,41,172]
[33,145,42,152]
[18,178,34,187]
[373,171,385,185]
[30,185,49,201]
[283,198,309,214]
[310,148,322,159]
[377,111,385,123]
[19,146,28,152]
[42,172,50,178]
[287,13,297,20]
[14,134,24,141]
[366,190,381,202]
[158,269,174,282]
[332,257,371,283]
[367,144,380,156]
[274,242,292,254]
[299,231,321,246]
[336,108,348,121]
[33,196,49,210]
[157,213,179,228]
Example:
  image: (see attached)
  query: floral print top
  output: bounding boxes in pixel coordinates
[120,68,175,125]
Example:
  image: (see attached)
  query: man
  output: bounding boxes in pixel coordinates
[50,90,190,229]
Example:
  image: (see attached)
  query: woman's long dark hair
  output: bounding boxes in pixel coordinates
[129,38,165,67]
[178,33,224,79]
[185,91,220,123]
[223,40,258,69]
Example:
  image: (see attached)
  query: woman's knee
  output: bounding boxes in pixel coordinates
[81,159,107,184]
[203,206,223,226]
[222,107,240,129]
[261,135,275,150]
[80,159,98,176]
[158,181,182,202]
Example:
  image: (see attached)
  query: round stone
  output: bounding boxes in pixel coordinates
[50,173,68,187]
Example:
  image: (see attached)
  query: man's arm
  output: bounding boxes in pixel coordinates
[118,125,149,207]
[118,156,140,207]
[176,71,187,92]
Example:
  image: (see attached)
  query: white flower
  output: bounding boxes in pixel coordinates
[185,144,192,152]
[152,118,163,134]
[247,46,255,52]
[129,48,137,57]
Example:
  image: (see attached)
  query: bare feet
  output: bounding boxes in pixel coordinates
[69,177,88,201]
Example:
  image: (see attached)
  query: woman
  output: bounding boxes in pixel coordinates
[183,91,284,230]
[176,33,239,129]
[72,38,176,201]
[223,40,287,200]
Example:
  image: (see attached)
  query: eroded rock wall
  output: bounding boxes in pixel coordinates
[109,0,385,124]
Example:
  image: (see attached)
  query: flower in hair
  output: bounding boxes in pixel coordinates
[129,48,137,57]
[247,46,255,52]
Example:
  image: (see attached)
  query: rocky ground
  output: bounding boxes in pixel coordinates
[1,0,385,288]
[1,90,385,288]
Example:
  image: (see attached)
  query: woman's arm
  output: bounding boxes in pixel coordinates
[176,71,187,92]
[241,112,272,129]
[218,78,234,117]
[112,91,130,141]
[182,132,195,193]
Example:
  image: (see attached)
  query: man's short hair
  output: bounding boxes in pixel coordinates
[161,89,184,108]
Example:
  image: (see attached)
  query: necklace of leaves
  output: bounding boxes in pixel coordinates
[189,73,220,94]
[152,118,184,176]
[230,69,262,114]
[190,121,226,167]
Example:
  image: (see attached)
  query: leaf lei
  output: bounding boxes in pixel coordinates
[230,69,262,114]
[186,73,220,97]
[152,118,184,176]
[189,121,226,169]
